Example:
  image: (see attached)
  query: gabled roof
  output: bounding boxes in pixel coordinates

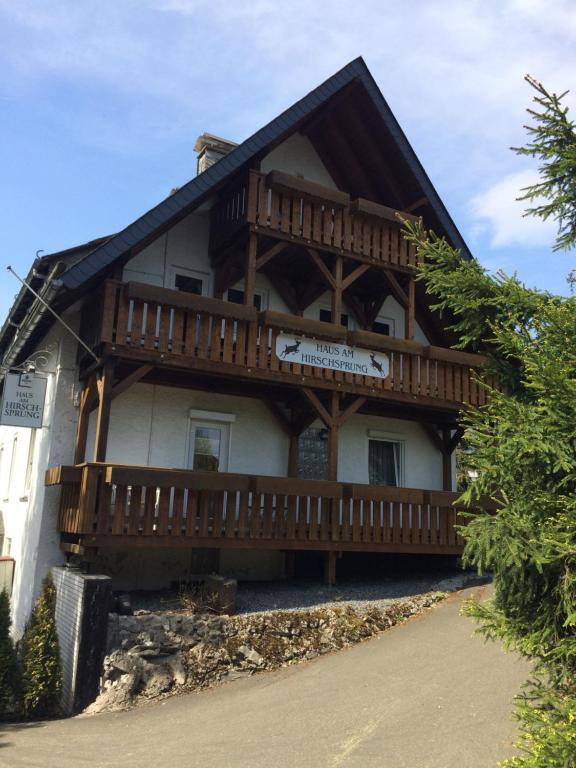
[61,56,470,292]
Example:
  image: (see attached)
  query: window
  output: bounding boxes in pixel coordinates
[298,427,328,480]
[372,316,395,336]
[190,425,227,472]
[24,429,37,493]
[226,287,265,311]
[369,439,402,486]
[174,273,203,295]
[7,436,18,498]
[319,308,349,327]
[187,410,235,473]
[168,266,210,296]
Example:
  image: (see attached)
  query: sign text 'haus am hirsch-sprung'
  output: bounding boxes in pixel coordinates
[275,334,389,378]
[0,372,47,428]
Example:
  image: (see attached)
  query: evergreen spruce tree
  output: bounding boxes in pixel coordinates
[0,589,19,719]
[19,574,62,720]
[402,76,576,767]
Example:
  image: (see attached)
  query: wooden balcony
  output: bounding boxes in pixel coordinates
[47,464,480,556]
[210,169,420,269]
[92,280,492,411]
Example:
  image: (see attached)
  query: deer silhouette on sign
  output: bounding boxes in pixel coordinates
[280,339,301,358]
[369,353,385,376]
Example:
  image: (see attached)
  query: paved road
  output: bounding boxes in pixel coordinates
[0,586,530,768]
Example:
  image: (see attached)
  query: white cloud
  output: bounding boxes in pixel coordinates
[469,170,557,248]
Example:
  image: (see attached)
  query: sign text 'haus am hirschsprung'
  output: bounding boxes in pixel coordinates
[275,334,389,378]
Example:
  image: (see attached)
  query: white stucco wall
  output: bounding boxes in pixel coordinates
[82,381,445,490]
[123,210,212,290]
[84,384,290,475]
[260,133,338,189]
[0,318,81,635]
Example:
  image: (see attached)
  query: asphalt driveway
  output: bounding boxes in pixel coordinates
[0,586,530,768]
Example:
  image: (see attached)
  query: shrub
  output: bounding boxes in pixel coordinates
[0,588,19,719]
[19,574,62,719]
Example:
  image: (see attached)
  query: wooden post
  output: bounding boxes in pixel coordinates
[406,277,415,340]
[332,256,343,325]
[327,392,340,481]
[93,361,114,463]
[442,451,453,492]
[74,377,97,465]
[288,433,299,477]
[244,232,257,307]
[324,551,337,586]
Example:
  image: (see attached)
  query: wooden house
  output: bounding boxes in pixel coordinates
[0,58,491,629]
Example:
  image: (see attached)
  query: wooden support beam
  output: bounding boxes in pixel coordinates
[307,248,336,288]
[338,396,366,425]
[324,550,337,587]
[332,256,343,326]
[406,278,415,340]
[244,232,257,307]
[288,434,299,478]
[93,361,114,463]
[327,392,340,481]
[111,365,153,401]
[74,375,98,465]
[267,273,302,315]
[301,388,333,427]
[405,196,428,213]
[442,451,453,492]
[264,400,293,436]
[421,423,445,453]
[382,269,408,308]
[342,263,370,292]
[255,241,288,271]
[446,427,465,454]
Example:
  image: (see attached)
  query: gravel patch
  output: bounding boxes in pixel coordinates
[129,568,485,616]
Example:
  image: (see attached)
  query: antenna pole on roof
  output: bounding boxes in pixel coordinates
[6,265,101,366]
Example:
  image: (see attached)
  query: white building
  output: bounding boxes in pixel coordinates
[0,58,489,634]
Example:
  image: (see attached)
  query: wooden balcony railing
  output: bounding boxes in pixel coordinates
[47,464,483,555]
[95,280,493,409]
[210,169,420,267]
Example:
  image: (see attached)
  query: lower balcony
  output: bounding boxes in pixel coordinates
[46,464,486,556]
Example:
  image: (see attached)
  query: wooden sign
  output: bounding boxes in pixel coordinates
[275,334,389,378]
[0,372,47,428]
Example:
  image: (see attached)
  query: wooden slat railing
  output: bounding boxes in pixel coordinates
[98,280,493,408]
[48,464,483,554]
[210,169,420,267]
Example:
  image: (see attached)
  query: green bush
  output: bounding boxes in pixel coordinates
[403,75,576,767]
[19,574,62,719]
[0,588,19,719]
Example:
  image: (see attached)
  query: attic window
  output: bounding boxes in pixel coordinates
[174,273,203,295]
[319,308,348,327]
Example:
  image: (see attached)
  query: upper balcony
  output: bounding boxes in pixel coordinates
[82,279,493,414]
[210,169,420,270]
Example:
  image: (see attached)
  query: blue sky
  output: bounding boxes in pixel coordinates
[1,0,575,320]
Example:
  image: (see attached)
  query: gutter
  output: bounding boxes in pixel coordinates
[0,261,67,381]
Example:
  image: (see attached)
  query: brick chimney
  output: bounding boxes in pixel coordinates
[194,133,238,175]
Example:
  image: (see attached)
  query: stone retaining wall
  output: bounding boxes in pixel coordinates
[87,592,446,714]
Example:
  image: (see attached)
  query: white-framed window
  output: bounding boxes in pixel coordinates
[187,410,236,473]
[23,429,37,494]
[225,286,267,311]
[367,431,404,486]
[7,435,18,499]
[167,266,211,296]
[371,316,395,337]
[319,306,350,327]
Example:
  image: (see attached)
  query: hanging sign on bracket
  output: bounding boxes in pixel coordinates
[0,372,47,428]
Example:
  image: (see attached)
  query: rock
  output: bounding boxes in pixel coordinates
[141,661,173,698]
[165,652,187,686]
